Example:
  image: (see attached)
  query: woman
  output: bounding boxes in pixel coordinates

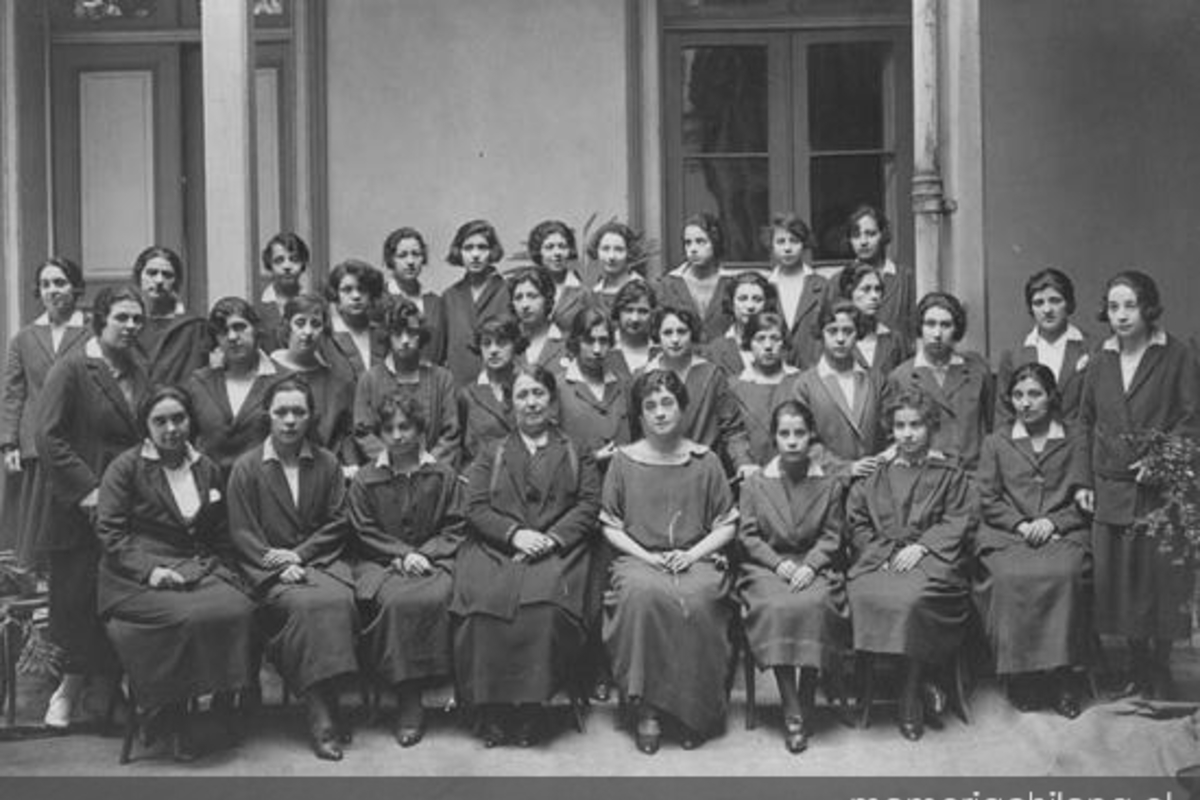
[442,220,511,386]
[729,312,801,466]
[588,221,646,318]
[256,232,310,354]
[737,400,850,753]
[527,219,592,335]
[766,213,828,370]
[601,369,739,753]
[794,300,887,476]
[36,286,149,729]
[382,226,446,365]
[451,365,600,747]
[886,292,993,471]
[227,378,360,761]
[457,316,525,466]
[845,205,916,341]
[1079,270,1199,699]
[996,268,1092,423]
[354,297,461,468]
[657,213,737,343]
[509,266,567,372]
[96,386,255,761]
[976,364,1092,717]
[608,280,658,378]
[0,257,89,567]
[704,271,778,377]
[347,394,465,747]
[557,308,632,468]
[835,262,909,376]
[132,246,212,387]
[185,297,286,478]
[846,390,975,741]
[323,258,388,382]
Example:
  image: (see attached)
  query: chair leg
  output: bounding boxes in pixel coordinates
[743,644,756,731]
[1,620,15,727]
[856,652,874,730]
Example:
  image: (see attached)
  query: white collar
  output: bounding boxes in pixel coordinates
[519,430,551,454]
[562,358,618,386]
[1023,324,1085,348]
[875,321,892,335]
[619,439,710,466]
[768,263,814,283]
[816,354,867,379]
[534,323,564,342]
[592,272,644,294]
[140,439,202,467]
[1010,419,1066,441]
[913,348,965,369]
[761,456,825,479]
[880,258,898,276]
[476,370,502,386]
[1102,328,1168,352]
[373,448,437,469]
[223,351,278,377]
[148,301,187,319]
[558,270,583,289]
[262,436,314,463]
[34,310,86,327]
[736,364,798,384]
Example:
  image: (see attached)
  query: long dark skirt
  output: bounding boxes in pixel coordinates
[848,567,968,663]
[0,459,49,568]
[976,536,1091,673]
[261,570,359,693]
[105,575,256,709]
[50,543,119,675]
[454,603,584,705]
[1093,521,1193,640]
[737,564,849,670]
[359,568,453,685]
[603,557,732,736]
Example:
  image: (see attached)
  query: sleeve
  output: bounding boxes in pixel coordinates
[347,473,413,562]
[424,294,448,366]
[846,475,895,575]
[428,370,463,467]
[737,479,785,571]
[292,460,350,565]
[95,453,157,584]
[1167,340,1200,440]
[977,435,1025,533]
[417,472,467,562]
[599,451,627,530]
[35,359,98,505]
[463,445,522,552]
[353,370,387,462]
[994,350,1015,427]
[544,448,601,553]
[714,372,752,470]
[1046,434,1090,535]
[225,457,282,588]
[802,480,846,575]
[0,336,26,451]
[916,468,976,564]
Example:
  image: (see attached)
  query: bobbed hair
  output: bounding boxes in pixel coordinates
[767,213,812,249]
[883,389,941,434]
[1003,362,1062,418]
[770,398,817,438]
[137,384,197,442]
[817,298,870,340]
[682,212,726,262]
[282,293,330,326]
[380,296,431,346]
[650,305,702,345]
[1024,268,1076,317]
[472,315,528,356]
[326,259,385,303]
[629,368,689,440]
[1098,270,1163,326]
[33,257,85,300]
[91,286,145,336]
[527,220,578,265]
[722,270,778,320]
[741,311,789,352]
[612,280,657,321]
[566,307,614,357]
[382,227,429,272]
[132,245,184,287]
[378,393,428,436]
[208,296,260,339]
[446,219,504,267]
[261,232,310,273]
[846,204,892,248]
[507,266,557,318]
[585,221,644,270]
[917,291,967,342]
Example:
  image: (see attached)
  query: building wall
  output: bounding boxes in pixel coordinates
[325,0,631,291]
[981,0,1200,360]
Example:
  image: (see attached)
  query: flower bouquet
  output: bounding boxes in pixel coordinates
[1122,429,1200,561]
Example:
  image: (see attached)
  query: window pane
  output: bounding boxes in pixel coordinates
[808,42,888,151]
[664,0,908,24]
[809,155,884,261]
[683,157,770,263]
[682,46,768,155]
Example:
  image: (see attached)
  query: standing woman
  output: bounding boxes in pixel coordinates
[509,266,567,372]
[527,219,592,335]
[457,316,525,467]
[451,365,600,747]
[845,205,916,342]
[996,269,1092,423]
[132,246,212,387]
[704,271,778,377]
[608,281,658,379]
[657,213,737,342]
[0,258,89,567]
[767,213,828,370]
[323,258,388,382]
[36,286,149,728]
[1079,270,1199,698]
[737,400,850,754]
[557,308,632,468]
[588,221,646,319]
[976,364,1092,717]
[227,378,360,761]
[835,263,909,376]
[601,369,739,753]
[347,395,465,748]
[729,312,801,467]
[256,232,311,354]
[442,220,511,386]
[96,386,255,760]
[185,297,285,478]
[382,226,446,365]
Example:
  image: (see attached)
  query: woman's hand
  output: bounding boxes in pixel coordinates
[148,566,186,589]
[511,528,557,561]
[789,564,816,592]
[401,552,434,576]
[1021,517,1057,547]
[1074,488,1095,515]
[661,549,696,574]
[889,543,927,573]
[736,463,761,483]
[342,464,360,482]
[594,442,618,462]
[850,456,883,478]
[3,449,22,474]
[264,548,301,568]
[278,564,306,584]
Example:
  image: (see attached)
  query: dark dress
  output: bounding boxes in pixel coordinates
[442,271,510,387]
[702,331,748,378]
[96,445,255,709]
[354,358,462,467]
[655,267,737,343]
[457,380,515,467]
[995,328,1092,424]
[450,432,600,705]
[556,363,631,463]
[845,451,975,662]
[0,313,89,565]
[185,356,287,478]
[270,354,358,467]
[770,268,829,371]
[1079,332,1200,639]
[875,260,917,343]
[736,461,850,670]
[793,361,886,467]
[646,357,752,476]
[138,311,213,388]
[856,324,910,378]
[549,277,593,335]
[347,455,465,685]
[886,351,994,471]
[601,444,737,735]
[384,285,448,366]
[35,341,150,674]
[322,315,389,385]
[227,442,358,693]
[975,424,1092,674]
[730,369,802,466]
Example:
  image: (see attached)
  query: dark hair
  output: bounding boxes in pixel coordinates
[818,298,869,339]
[846,204,892,248]
[917,291,967,342]
[629,369,689,440]
[326,258,385,303]
[682,212,726,262]
[282,293,330,327]
[511,363,559,403]
[382,227,428,272]
[208,296,260,339]
[741,311,789,351]
[884,389,941,434]
[612,280,658,321]
[33,257,85,300]
[132,246,184,288]
[768,213,812,249]
[722,270,778,320]
[650,305,702,345]
[1098,270,1162,326]
[260,232,310,274]
[566,307,615,357]
[585,221,644,270]
[1024,268,1076,317]
[527,220,578,265]
[380,296,431,345]
[447,219,504,267]
[378,393,428,435]
[91,286,145,336]
[1004,362,1062,418]
[836,262,882,303]
[472,315,528,356]
[262,376,316,417]
[507,266,557,318]
[137,384,197,442]
[770,398,817,438]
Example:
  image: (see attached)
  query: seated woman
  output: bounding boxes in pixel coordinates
[846,389,975,741]
[347,394,465,748]
[737,400,850,754]
[508,266,567,372]
[96,386,255,761]
[457,315,525,466]
[354,297,460,468]
[975,363,1092,718]
[601,369,739,754]
[703,271,778,377]
[527,219,592,334]
[227,378,360,761]
[729,311,801,466]
[452,364,600,747]
[382,226,446,365]
[835,262,909,376]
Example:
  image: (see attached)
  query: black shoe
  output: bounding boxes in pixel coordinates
[1054,687,1082,720]
[783,715,809,754]
[171,730,199,763]
[307,692,343,761]
[899,687,924,741]
[394,701,426,748]
[310,729,343,761]
[899,719,924,741]
[921,681,947,717]
[635,715,661,755]
[480,710,507,748]
[592,680,611,703]
[679,732,702,750]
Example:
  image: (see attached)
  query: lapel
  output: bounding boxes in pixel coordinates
[473,274,503,315]
[469,384,514,431]
[263,459,304,531]
[793,277,824,326]
[1060,339,1084,383]
[940,360,971,401]
[31,326,55,361]
[908,366,956,418]
[198,369,235,421]
[143,459,187,529]
[1124,340,1165,400]
[84,358,139,431]
[819,372,863,436]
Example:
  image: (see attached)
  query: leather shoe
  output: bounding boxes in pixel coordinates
[310,729,343,761]
[635,715,661,755]
[899,719,924,741]
[783,715,809,754]
[171,730,199,763]
[480,713,507,748]
[394,703,426,748]
[1054,688,1081,720]
[513,709,538,748]
[921,681,947,717]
